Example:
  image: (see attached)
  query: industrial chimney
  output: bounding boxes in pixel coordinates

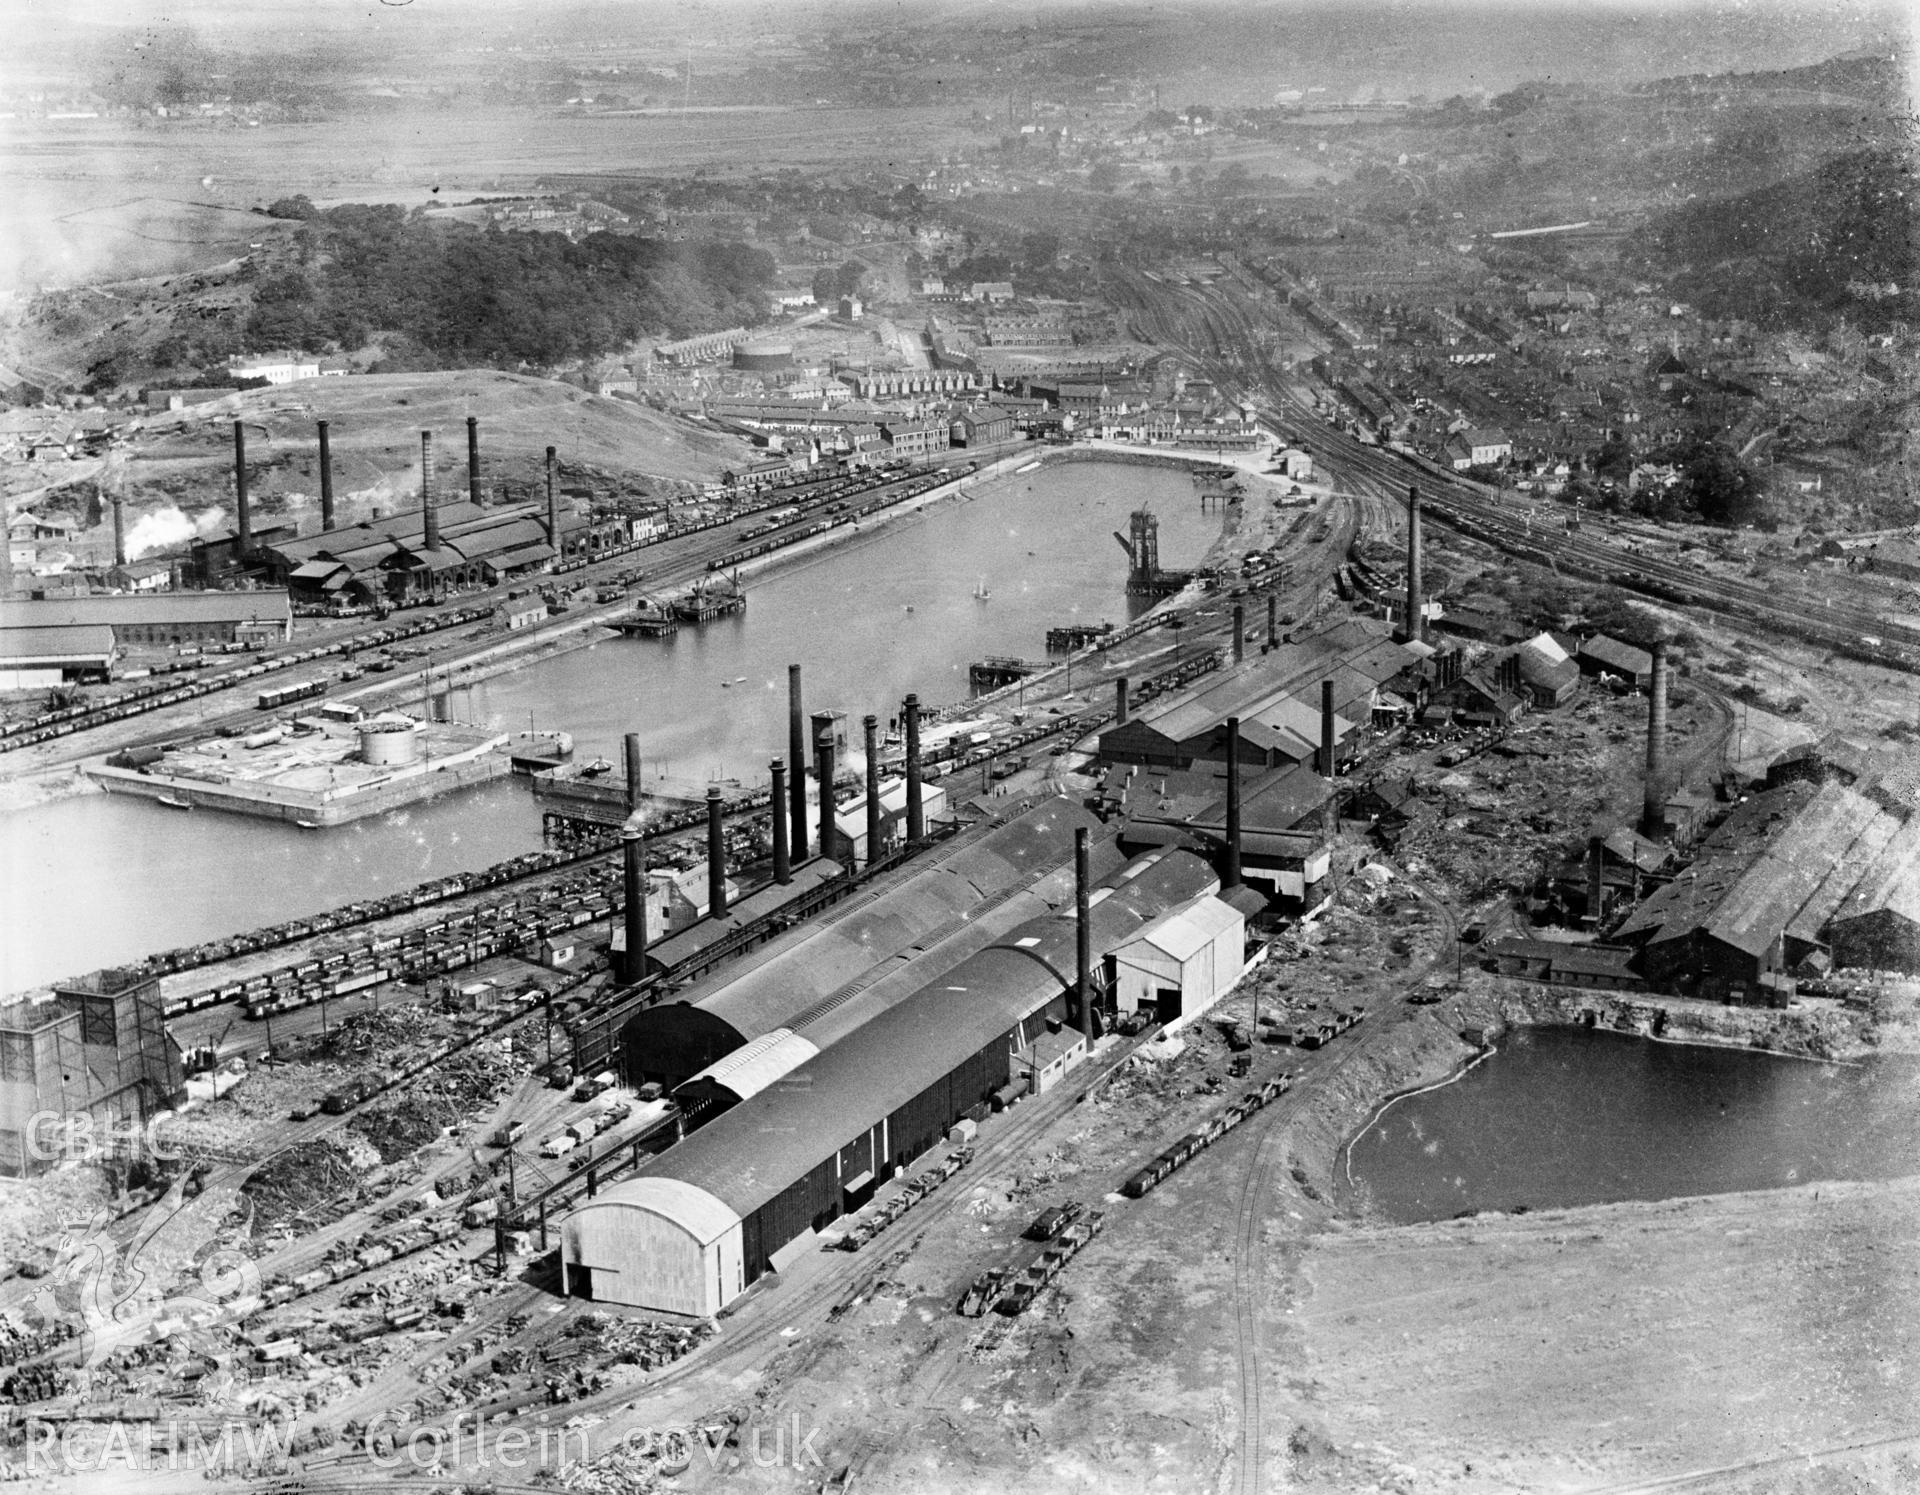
[466,415,481,507]
[232,421,252,556]
[1404,485,1424,643]
[1075,826,1094,1042]
[621,819,648,983]
[111,495,125,569]
[787,665,808,857]
[1320,679,1337,777]
[706,786,728,918]
[1114,676,1130,727]
[769,757,792,884]
[317,420,335,531]
[624,732,643,816]
[545,446,560,549]
[1267,593,1278,650]
[1587,834,1606,926]
[863,714,882,868]
[815,727,838,863]
[1232,602,1245,666]
[1223,715,1243,889]
[904,692,924,842]
[420,431,440,553]
[1643,640,1670,837]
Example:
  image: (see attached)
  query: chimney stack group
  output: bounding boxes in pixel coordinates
[1404,484,1424,643]
[420,431,440,553]
[317,420,335,531]
[904,692,924,842]
[864,714,882,868]
[769,757,792,884]
[232,420,252,556]
[466,415,481,507]
[815,728,838,863]
[545,446,560,549]
[1223,715,1243,889]
[788,665,808,857]
[1643,640,1670,837]
[706,786,728,918]
[1074,827,1094,1042]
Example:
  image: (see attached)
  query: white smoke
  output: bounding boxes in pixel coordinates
[124,504,221,560]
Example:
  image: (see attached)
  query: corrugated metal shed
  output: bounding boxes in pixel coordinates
[579,1177,742,1245]
[637,849,1220,1223]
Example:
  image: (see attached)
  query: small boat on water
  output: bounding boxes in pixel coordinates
[973,578,992,601]
[579,757,615,777]
[156,795,192,810]
[720,676,746,687]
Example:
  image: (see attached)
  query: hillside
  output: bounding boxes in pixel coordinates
[12,369,748,565]
[1640,146,1917,330]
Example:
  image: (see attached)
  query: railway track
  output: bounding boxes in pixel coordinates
[1109,265,1920,679]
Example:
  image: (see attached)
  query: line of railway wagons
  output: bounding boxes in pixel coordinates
[1121,1073,1290,1199]
[706,464,978,573]
[0,605,497,754]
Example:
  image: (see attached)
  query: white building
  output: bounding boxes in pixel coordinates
[560,1178,745,1315]
[1110,893,1248,1031]
[227,352,321,385]
[833,777,950,863]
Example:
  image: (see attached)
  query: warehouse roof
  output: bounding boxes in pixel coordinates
[575,1177,741,1246]
[0,591,291,631]
[639,850,1219,1221]
[675,1027,821,1106]
[1120,894,1243,963]
[1579,634,1653,677]
[691,798,1104,1041]
[0,624,115,662]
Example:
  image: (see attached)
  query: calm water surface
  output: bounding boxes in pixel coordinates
[2,460,1220,992]
[1344,1026,1920,1223]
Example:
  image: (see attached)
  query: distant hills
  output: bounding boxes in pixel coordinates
[1641,146,1915,330]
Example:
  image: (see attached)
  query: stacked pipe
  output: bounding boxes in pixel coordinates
[1224,715,1243,889]
[318,420,335,531]
[420,431,440,553]
[1320,679,1336,777]
[815,728,838,863]
[904,692,924,842]
[769,758,791,884]
[466,415,481,507]
[864,715,882,868]
[233,421,252,556]
[788,665,808,857]
[706,787,727,918]
[1075,827,1094,1041]
[1405,484,1424,643]
[1643,641,1670,837]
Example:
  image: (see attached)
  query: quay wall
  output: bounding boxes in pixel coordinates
[90,751,512,827]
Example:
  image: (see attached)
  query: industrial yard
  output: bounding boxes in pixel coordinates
[1,5,1914,1491]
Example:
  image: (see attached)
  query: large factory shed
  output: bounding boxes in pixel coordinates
[1110,894,1250,1030]
[0,592,293,651]
[670,844,1219,1118]
[568,848,1224,1314]
[0,624,115,689]
[1097,619,1416,771]
[621,798,1109,1089]
[1615,779,1919,998]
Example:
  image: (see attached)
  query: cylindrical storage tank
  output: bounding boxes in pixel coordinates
[732,339,794,372]
[358,720,421,766]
